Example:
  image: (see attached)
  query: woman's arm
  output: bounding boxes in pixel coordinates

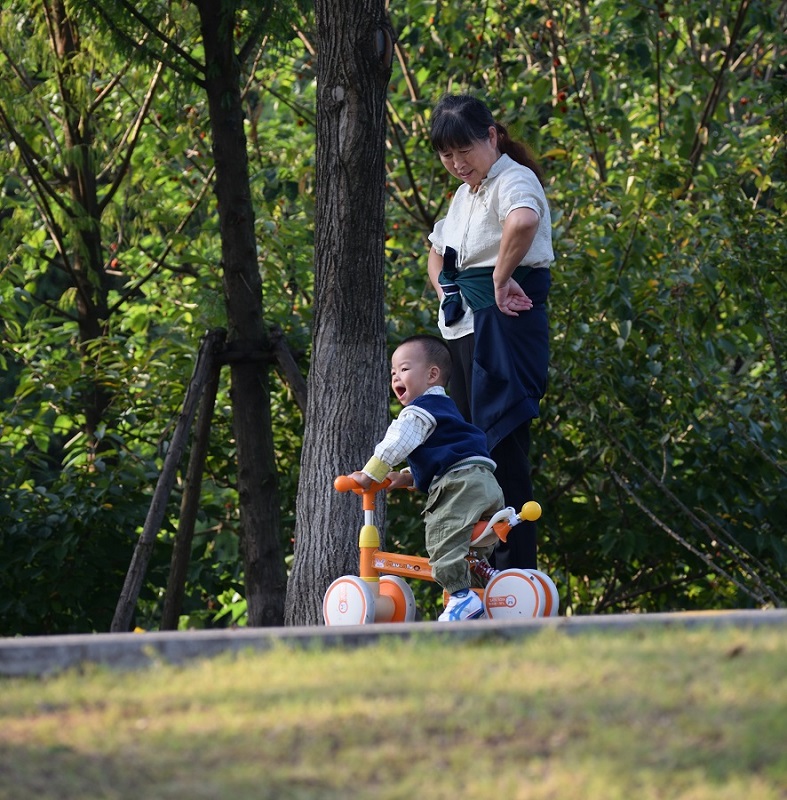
[493,207,539,316]
[493,207,539,285]
[428,246,444,298]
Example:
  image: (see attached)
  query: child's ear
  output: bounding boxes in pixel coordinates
[428,365,441,384]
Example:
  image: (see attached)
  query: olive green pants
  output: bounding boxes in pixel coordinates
[423,465,505,595]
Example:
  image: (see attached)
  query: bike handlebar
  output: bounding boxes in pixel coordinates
[334,475,392,494]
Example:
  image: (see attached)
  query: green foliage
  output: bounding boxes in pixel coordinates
[382,0,787,614]
[0,449,143,634]
[0,0,784,633]
[0,0,308,633]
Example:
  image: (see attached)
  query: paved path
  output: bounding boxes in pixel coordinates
[1,608,785,677]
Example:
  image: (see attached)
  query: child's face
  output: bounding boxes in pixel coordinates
[390,341,440,406]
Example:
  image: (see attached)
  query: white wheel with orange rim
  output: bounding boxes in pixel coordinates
[483,568,544,619]
[379,576,417,622]
[525,569,559,617]
[323,575,375,626]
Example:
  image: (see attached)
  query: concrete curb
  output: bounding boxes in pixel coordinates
[1,608,785,677]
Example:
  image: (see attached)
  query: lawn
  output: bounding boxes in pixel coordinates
[1,623,785,799]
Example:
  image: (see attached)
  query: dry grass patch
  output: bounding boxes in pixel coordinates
[1,624,785,799]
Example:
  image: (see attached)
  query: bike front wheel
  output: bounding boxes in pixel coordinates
[323,575,375,626]
[379,576,417,622]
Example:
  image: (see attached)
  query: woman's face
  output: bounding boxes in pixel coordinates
[437,125,499,188]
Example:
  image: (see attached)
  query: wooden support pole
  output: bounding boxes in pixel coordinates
[160,339,223,630]
[110,329,227,633]
[269,324,308,414]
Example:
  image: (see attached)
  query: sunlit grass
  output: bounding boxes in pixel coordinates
[1,625,785,799]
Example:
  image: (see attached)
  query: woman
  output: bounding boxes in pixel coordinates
[427,94,554,570]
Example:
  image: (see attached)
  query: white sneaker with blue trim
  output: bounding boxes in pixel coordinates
[438,588,485,622]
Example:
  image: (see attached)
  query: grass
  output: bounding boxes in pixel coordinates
[1,624,785,799]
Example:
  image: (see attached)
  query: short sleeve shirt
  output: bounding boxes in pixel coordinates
[428,154,554,338]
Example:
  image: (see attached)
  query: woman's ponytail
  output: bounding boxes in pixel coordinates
[495,123,545,186]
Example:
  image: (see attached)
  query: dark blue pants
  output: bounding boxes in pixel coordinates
[445,334,538,570]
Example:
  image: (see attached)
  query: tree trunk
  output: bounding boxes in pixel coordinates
[285,0,394,625]
[196,2,287,626]
[45,0,113,444]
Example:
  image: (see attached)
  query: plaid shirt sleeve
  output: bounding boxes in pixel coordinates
[362,405,437,481]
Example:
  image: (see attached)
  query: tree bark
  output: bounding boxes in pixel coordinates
[285,0,395,625]
[196,1,287,626]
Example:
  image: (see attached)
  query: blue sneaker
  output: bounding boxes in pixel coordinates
[438,588,485,622]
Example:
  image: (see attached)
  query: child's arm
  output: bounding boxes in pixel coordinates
[354,407,435,487]
[348,470,374,490]
[385,469,414,490]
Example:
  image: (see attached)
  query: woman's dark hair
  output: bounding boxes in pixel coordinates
[429,94,545,186]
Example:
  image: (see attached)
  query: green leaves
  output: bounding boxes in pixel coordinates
[0,0,784,632]
[383,0,786,612]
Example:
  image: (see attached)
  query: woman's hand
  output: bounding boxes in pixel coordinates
[494,207,539,315]
[494,277,533,316]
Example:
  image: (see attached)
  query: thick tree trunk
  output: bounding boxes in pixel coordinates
[285,1,394,625]
[197,2,287,626]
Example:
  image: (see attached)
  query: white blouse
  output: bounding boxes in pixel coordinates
[428,153,554,339]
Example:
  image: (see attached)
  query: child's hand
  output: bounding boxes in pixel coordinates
[386,470,414,490]
[348,471,373,490]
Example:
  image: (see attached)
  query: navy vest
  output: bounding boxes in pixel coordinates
[407,393,493,492]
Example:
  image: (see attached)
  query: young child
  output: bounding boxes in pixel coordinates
[349,334,505,621]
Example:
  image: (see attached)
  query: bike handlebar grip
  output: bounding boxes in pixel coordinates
[334,476,357,493]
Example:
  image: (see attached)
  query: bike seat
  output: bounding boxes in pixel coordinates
[470,506,519,548]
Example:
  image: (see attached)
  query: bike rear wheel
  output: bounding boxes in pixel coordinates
[483,568,544,619]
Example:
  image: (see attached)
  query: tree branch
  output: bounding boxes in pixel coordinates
[680,0,753,195]
[98,56,167,214]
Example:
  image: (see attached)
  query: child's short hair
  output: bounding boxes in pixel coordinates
[399,334,452,385]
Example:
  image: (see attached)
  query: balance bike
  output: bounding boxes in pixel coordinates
[323,475,559,625]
